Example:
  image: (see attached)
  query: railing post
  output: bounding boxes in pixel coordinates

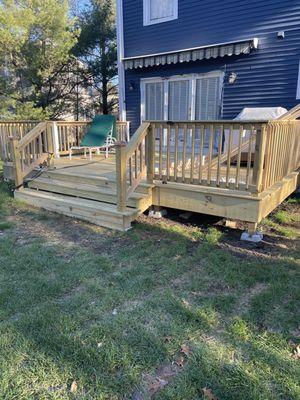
[9,137,23,187]
[115,141,127,212]
[52,122,60,158]
[46,122,54,154]
[146,125,155,184]
[252,124,267,193]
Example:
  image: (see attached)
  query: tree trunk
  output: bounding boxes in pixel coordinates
[102,76,109,114]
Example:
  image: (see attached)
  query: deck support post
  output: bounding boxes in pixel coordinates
[116,141,127,212]
[9,137,23,188]
[241,222,263,243]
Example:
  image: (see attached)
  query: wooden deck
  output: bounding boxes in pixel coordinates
[1,109,300,232]
[13,153,299,231]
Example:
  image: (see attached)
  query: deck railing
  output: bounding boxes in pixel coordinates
[115,117,300,211]
[0,120,129,184]
[0,121,40,162]
[0,120,129,161]
[1,113,299,210]
[55,121,129,155]
[262,121,300,190]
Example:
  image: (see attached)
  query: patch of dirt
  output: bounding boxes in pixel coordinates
[132,362,182,400]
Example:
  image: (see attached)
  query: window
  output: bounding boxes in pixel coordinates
[141,72,223,122]
[145,82,164,120]
[143,0,178,26]
[297,60,300,100]
[168,80,190,120]
[195,77,221,120]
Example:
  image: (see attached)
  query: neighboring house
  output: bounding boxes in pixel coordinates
[116,0,300,133]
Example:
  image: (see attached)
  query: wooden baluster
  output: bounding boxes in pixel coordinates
[129,157,132,187]
[174,124,179,182]
[166,124,171,181]
[245,125,254,190]
[235,125,243,189]
[216,125,223,187]
[190,124,195,183]
[159,124,163,180]
[182,124,187,183]
[225,125,233,187]
[198,124,204,184]
[134,150,138,179]
[139,142,143,174]
[207,124,214,185]
[116,141,127,212]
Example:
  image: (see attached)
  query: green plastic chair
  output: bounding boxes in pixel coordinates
[69,115,117,159]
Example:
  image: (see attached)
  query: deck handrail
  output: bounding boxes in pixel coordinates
[115,122,151,211]
[9,121,53,186]
[277,104,300,121]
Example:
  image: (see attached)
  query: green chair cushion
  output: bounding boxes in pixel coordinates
[80,115,117,147]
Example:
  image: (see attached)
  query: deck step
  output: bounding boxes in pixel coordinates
[27,177,151,210]
[37,170,153,195]
[28,177,147,208]
[15,188,138,231]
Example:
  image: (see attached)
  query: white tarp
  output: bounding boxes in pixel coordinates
[234,107,288,121]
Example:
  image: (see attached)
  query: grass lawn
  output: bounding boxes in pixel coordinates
[0,160,299,399]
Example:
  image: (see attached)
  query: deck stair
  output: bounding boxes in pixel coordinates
[15,168,153,231]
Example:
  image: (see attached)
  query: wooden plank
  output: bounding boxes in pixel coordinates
[152,185,260,222]
[125,122,150,159]
[18,122,47,149]
[166,124,171,180]
[182,124,187,183]
[207,124,214,185]
[225,125,233,187]
[235,125,243,189]
[190,124,196,183]
[198,124,204,184]
[115,142,127,212]
[174,124,179,181]
[216,125,223,186]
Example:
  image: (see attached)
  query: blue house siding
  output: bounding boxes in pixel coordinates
[123,0,300,57]
[121,1,300,133]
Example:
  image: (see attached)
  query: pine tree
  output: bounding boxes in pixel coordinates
[73,0,118,116]
[0,0,79,119]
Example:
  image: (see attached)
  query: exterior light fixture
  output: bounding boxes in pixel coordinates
[129,81,135,91]
[229,72,237,84]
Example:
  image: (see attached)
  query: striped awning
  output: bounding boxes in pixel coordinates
[123,39,258,70]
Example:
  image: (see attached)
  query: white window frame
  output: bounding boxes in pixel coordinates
[143,0,178,26]
[297,60,300,100]
[140,71,224,122]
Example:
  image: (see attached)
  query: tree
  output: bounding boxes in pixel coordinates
[0,0,79,119]
[74,0,118,116]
